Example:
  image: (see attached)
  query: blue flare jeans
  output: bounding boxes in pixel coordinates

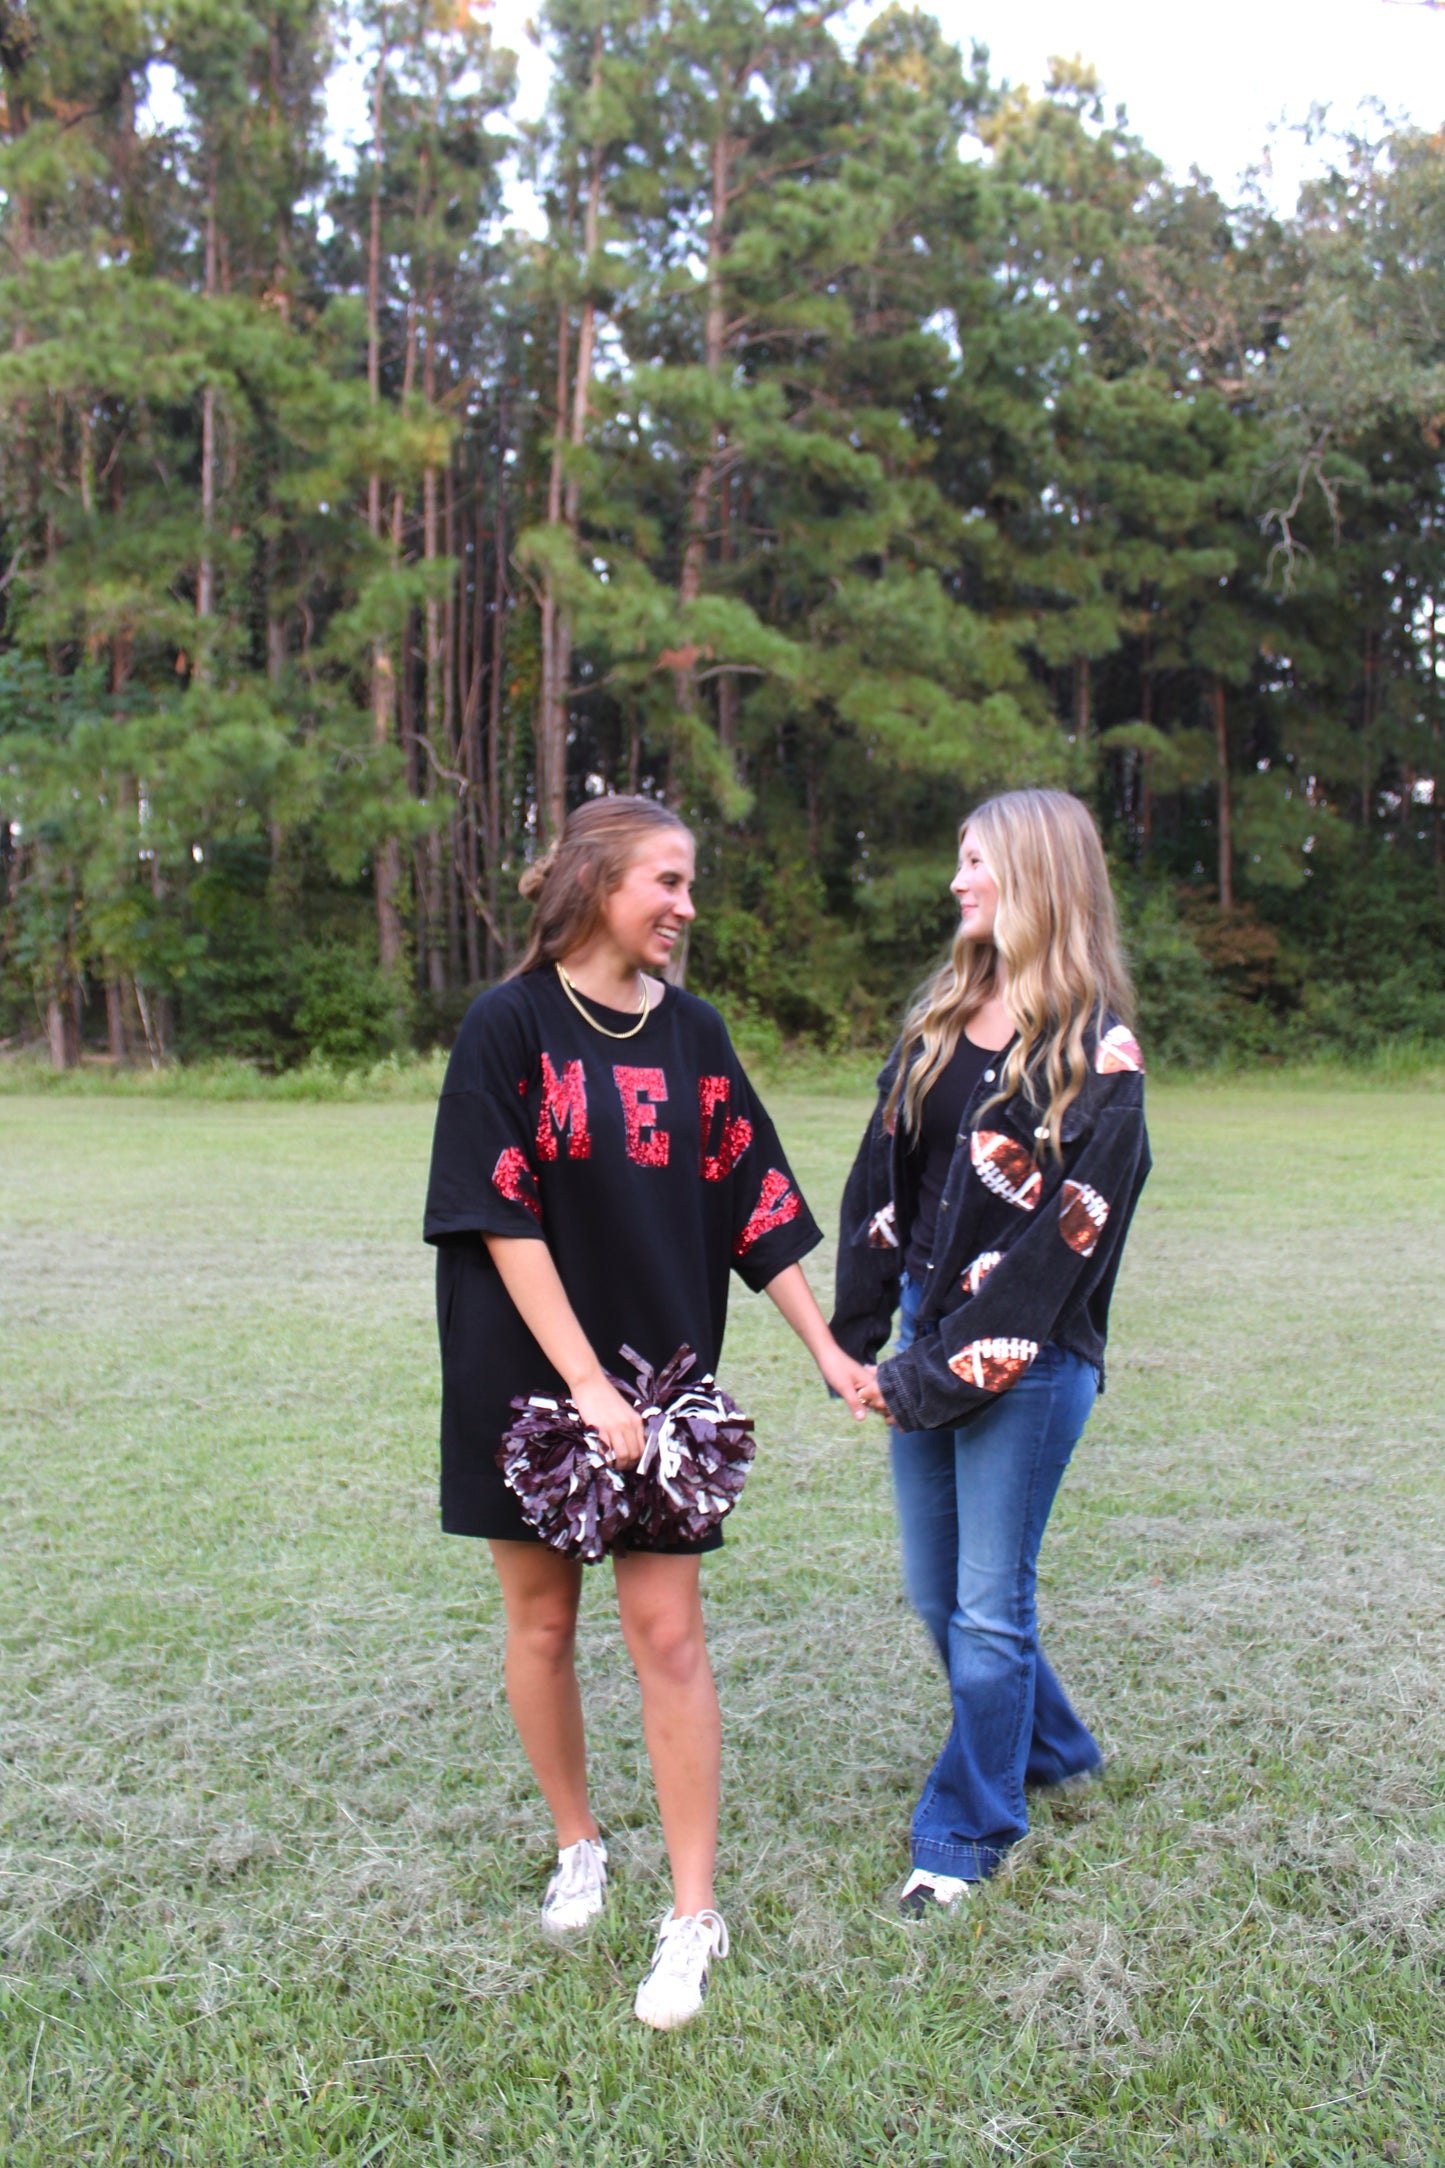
[889,1273,1101,1881]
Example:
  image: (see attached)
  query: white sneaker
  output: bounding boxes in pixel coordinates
[900,1868,973,1917]
[633,1908,729,2030]
[540,1836,608,1937]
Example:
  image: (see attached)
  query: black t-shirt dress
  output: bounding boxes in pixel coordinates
[423,967,823,1549]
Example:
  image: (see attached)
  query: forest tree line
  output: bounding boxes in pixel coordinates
[2,0,1444,1071]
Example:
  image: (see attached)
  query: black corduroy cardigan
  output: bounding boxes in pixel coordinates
[830,1016,1151,1435]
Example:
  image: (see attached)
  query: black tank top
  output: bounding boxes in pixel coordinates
[903,1034,998,1278]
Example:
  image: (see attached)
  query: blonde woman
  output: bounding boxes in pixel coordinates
[425,795,871,2025]
[834,788,1151,1912]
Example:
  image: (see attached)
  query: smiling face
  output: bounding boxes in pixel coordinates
[599,830,697,974]
[951,825,1000,944]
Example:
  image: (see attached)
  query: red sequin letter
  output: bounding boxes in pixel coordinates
[734,1167,801,1256]
[536,1053,591,1162]
[492,1146,542,1222]
[698,1075,753,1181]
[613,1065,670,1167]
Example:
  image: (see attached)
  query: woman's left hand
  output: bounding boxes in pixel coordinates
[856,1368,896,1424]
[813,1341,876,1420]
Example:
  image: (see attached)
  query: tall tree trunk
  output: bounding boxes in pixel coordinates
[460,490,485,979]
[538,42,606,843]
[266,541,298,921]
[1361,625,1375,831]
[367,24,404,974]
[1074,652,1091,739]
[109,464,130,694]
[537,297,570,840]
[548,125,605,832]
[1430,597,1444,899]
[46,997,64,1070]
[486,422,508,972]
[662,126,730,977]
[1139,626,1154,853]
[449,455,478,984]
[1212,674,1233,913]
[717,465,738,753]
[197,167,218,623]
[674,126,730,738]
[565,106,602,537]
[422,262,446,998]
[78,406,94,516]
[105,978,129,1064]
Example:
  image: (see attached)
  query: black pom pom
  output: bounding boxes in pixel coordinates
[497,1346,756,1560]
[496,1394,634,1562]
[614,1344,756,1551]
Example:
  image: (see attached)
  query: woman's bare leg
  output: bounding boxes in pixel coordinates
[613,1551,720,1917]
[488,1541,597,1847]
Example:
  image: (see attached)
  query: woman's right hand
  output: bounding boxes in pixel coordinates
[569,1368,648,1468]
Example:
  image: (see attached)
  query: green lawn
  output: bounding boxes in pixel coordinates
[3,1087,1443,2167]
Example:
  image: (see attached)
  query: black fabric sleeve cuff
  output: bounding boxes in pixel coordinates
[732,1215,823,1296]
[423,1212,549,1247]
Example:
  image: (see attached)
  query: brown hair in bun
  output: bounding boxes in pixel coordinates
[511,796,692,977]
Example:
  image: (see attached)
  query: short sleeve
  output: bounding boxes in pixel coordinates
[722,1055,823,1294]
[424,989,548,1244]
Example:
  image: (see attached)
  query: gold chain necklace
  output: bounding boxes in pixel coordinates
[555,962,652,1040]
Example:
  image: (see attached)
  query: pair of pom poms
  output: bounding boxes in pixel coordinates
[498,1345,756,1562]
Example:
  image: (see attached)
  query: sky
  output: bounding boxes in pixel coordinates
[426,0,1445,228]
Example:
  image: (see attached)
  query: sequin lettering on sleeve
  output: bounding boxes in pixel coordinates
[1058,1179,1109,1256]
[735,1167,801,1255]
[970,1129,1042,1210]
[492,1146,542,1222]
[947,1337,1038,1392]
[535,1053,592,1162]
[613,1065,670,1168]
[698,1075,753,1180]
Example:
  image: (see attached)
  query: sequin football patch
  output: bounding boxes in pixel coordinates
[947,1337,1039,1392]
[962,1249,1002,1296]
[868,1201,900,1251]
[1058,1180,1109,1257]
[970,1130,1042,1211]
[1095,1024,1145,1075]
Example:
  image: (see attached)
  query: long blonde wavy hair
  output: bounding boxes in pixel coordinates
[885,789,1135,1157]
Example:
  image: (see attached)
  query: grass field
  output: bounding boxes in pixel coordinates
[3,1086,1443,2167]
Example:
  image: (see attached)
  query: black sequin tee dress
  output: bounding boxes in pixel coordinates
[423,967,823,1551]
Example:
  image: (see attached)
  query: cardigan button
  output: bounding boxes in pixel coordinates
[983,1070,995,1083]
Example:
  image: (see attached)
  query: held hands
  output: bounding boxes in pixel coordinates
[855,1366,896,1426]
[814,1341,893,1425]
[569,1367,647,1468]
[815,1339,873,1418]
[761,1267,892,1429]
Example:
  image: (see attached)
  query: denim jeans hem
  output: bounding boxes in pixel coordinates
[910,1838,1005,1883]
[1025,1754,1105,1793]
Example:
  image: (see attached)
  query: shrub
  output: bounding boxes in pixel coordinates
[1119,885,1227,1068]
[292,941,409,1069]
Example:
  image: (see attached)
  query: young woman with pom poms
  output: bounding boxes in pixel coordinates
[834,788,1151,1912]
[425,796,871,2028]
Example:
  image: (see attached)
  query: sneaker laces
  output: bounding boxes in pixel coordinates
[647,1907,728,1983]
[550,1837,605,1901]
